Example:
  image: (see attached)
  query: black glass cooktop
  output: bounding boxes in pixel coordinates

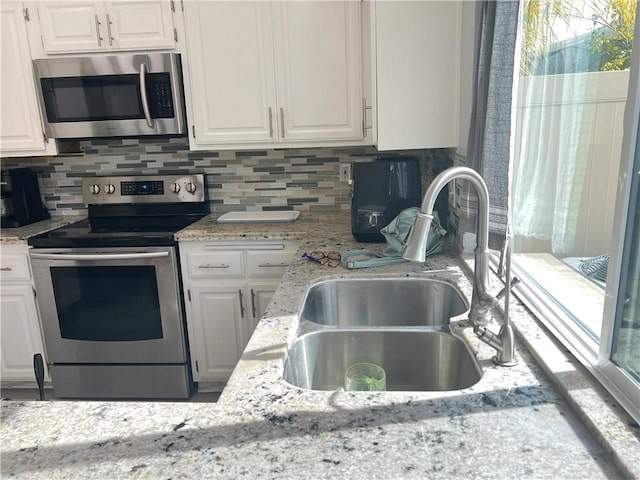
[28,216,205,248]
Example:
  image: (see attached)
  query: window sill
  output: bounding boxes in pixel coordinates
[460,253,640,479]
[513,253,604,339]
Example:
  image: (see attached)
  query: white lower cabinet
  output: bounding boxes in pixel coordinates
[0,245,48,385]
[187,284,246,382]
[179,240,298,387]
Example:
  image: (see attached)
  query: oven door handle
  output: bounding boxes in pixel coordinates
[30,252,170,261]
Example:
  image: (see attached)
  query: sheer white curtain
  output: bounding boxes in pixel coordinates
[512,74,594,255]
[512,2,630,257]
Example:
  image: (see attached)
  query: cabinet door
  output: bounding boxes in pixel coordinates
[184,1,278,145]
[375,1,460,150]
[248,282,278,336]
[272,1,362,141]
[0,285,47,382]
[107,0,174,51]
[38,1,106,53]
[0,2,55,156]
[187,285,248,382]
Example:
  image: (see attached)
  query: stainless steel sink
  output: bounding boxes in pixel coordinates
[299,278,468,327]
[282,329,482,391]
[283,277,481,392]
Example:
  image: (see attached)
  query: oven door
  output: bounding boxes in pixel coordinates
[30,246,186,364]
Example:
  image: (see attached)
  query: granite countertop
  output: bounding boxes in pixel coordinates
[175,211,344,242]
[0,215,86,245]
[2,211,639,479]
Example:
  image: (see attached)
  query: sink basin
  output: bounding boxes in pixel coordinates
[282,330,482,391]
[283,277,480,392]
[299,278,468,327]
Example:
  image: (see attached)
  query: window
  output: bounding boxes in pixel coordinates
[512,0,639,422]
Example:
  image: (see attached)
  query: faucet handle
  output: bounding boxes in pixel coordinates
[497,238,510,278]
[495,236,520,301]
[469,300,494,325]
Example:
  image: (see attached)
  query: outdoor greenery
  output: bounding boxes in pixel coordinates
[590,0,636,70]
[521,0,637,75]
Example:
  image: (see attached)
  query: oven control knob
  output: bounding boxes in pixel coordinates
[185,182,197,194]
[105,184,116,194]
[170,182,181,194]
[89,184,100,195]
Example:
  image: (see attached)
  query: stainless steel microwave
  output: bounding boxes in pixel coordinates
[34,53,186,139]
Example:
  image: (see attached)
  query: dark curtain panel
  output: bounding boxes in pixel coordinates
[461,0,520,250]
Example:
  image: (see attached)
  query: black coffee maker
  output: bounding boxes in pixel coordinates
[351,156,422,242]
[1,168,50,228]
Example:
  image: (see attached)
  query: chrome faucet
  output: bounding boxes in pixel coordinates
[402,166,517,366]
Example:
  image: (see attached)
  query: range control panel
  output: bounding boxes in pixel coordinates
[82,174,206,205]
[120,180,165,196]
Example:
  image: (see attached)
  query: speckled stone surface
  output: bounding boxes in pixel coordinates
[1,211,638,479]
[175,211,341,242]
[0,216,86,244]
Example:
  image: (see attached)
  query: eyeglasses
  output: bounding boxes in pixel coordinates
[301,250,342,267]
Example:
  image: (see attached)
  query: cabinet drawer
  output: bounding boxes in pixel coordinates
[0,254,31,282]
[186,252,244,278]
[246,250,296,277]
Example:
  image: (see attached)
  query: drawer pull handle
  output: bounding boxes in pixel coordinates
[203,244,285,250]
[257,263,288,268]
[198,263,230,269]
[0,267,13,271]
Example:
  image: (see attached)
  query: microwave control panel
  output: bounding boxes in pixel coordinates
[148,74,174,119]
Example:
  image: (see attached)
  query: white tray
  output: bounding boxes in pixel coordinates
[217,211,300,223]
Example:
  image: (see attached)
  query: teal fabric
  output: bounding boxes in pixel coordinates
[342,208,447,269]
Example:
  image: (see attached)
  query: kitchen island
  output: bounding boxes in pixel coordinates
[1,212,638,479]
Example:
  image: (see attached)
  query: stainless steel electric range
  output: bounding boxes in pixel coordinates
[28,174,208,399]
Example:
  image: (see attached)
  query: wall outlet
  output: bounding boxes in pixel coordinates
[339,163,351,182]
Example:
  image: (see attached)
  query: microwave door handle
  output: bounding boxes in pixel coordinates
[139,62,155,129]
[30,252,169,261]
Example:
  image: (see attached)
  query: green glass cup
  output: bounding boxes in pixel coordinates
[344,363,386,391]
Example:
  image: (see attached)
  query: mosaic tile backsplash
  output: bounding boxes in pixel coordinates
[1,137,454,217]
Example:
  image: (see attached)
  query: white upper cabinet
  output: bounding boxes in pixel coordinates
[183,0,366,150]
[373,1,461,150]
[0,1,57,157]
[184,2,277,144]
[103,0,175,50]
[271,1,362,141]
[35,0,175,54]
[37,1,104,53]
